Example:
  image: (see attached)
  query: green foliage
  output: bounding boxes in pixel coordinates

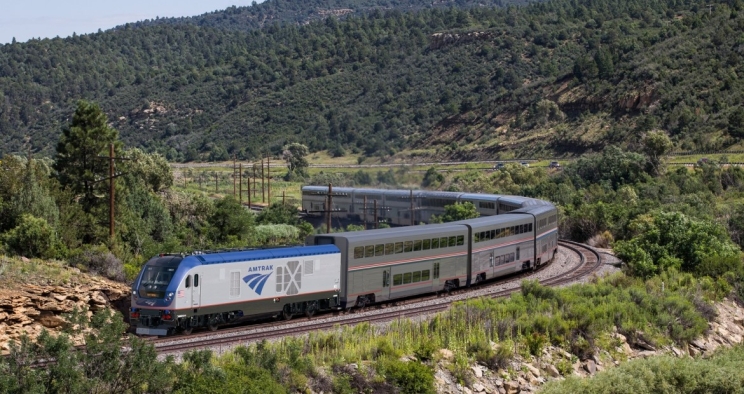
[541,345,744,394]
[431,202,479,223]
[378,358,436,394]
[54,101,122,213]
[208,195,254,243]
[422,167,445,188]
[0,308,174,393]
[614,211,740,277]
[282,143,310,178]
[69,244,125,281]
[256,202,299,225]
[2,214,59,259]
[253,224,300,246]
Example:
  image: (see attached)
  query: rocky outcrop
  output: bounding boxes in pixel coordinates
[618,85,659,110]
[0,279,131,353]
[317,9,354,17]
[430,31,492,49]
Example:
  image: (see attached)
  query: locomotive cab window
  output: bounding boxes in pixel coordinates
[185,275,191,288]
[194,274,199,287]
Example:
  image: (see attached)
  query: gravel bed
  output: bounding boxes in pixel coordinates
[156,246,586,360]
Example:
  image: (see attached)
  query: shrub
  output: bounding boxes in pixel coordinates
[2,214,59,259]
[69,244,125,281]
[524,332,549,357]
[380,358,435,394]
[414,341,437,362]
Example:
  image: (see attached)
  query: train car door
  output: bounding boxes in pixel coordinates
[381,269,391,301]
[191,272,201,308]
[489,250,495,278]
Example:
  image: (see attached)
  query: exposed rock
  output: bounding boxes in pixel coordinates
[503,381,518,394]
[524,363,540,377]
[545,365,561,378]
[439,348,454,360]
[584,360,596,375]
[472,383,485,392]
[472,366,483,378]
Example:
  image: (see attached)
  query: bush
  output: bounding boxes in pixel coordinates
[380,358,435,394]
[69,245,125,281]
[541,345,744,394]
[414,341,437,362]
[2,214,60,259]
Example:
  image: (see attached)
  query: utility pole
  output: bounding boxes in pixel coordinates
[252,166,257,198]
[374,199,378,229]
[282,190,286,205]
[326,183,333,234]
[239,163,243,203]
[410,189,414,226]
[109,144,115,239]
[247,168,252,209]
[267,154,271,205]
[261,158,265,203]
[233,157,237,196]
[363,196,368,230]
[94,143,131,240]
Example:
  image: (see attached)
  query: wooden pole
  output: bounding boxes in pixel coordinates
[261,159,265,203]
[215,173,218,194]
[327,183,333,234]
[253,167,257,198]
[109,143,115,239]
[239,163,243,203]
[247,168,252,209]
[267,154,271,205]
[410,189,414,226]
[374,199,378,229]
[233,158,236,196]
[282,190,286,205]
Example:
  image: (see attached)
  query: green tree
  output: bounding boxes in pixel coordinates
[282,143,310,178]
[123,148,174,193]
[431,202,479,223]
[2,214,59,258]
[54,101,122,213]
[728,107,744,138]
[614,211,740,277]
[642,130,673,176]
[209,196,254,244]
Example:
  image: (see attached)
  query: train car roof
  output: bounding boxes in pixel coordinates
[418,191,462,199]
[458,193,503,201]
[450,214,532,227]
[313,223,467,242]
[511,204,556,215]
[184,244,340,265]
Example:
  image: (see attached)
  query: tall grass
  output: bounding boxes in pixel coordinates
[203,271,720,392]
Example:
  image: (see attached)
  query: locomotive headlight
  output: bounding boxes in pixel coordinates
[168,292,174,297]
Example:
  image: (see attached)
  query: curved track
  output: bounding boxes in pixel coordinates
[152,241,603,356]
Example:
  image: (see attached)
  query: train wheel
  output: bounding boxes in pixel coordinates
[207,321,219,332]
[180,324,193,335]
[282,305,293,321]
[305,302,317,318]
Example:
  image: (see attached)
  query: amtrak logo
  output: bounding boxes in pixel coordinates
[243,271,273,295]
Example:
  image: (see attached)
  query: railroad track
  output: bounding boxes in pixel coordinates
[153,241,603,355]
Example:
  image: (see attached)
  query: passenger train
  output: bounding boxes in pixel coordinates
[130,187,559,335]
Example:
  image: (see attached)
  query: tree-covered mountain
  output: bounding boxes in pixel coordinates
[124,0,535,33]
[1,0,743,161]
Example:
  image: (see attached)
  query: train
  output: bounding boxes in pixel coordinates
[130,187,559,336]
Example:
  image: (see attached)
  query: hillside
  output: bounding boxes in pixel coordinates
[1,0,742,160]
[125,0,535,33]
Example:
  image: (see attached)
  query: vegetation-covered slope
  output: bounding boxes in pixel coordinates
[1,0,743,160]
